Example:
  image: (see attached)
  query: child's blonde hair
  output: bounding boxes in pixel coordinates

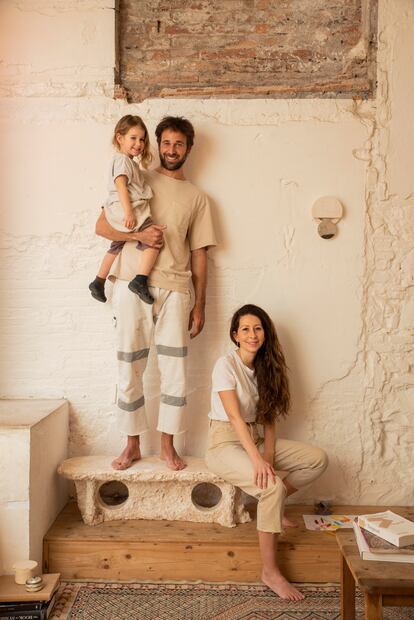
[112,115,153,169]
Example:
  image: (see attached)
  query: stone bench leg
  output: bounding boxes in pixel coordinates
[75,480,104,526]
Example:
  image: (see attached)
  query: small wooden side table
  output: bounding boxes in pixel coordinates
[336,530,414,620]
[0,573,60,602]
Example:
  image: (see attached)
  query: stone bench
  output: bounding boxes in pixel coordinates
[58,456,251,528]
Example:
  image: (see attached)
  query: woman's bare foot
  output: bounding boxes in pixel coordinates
[160,433,186,470]
[282,515,298,528]
[262,570,305,601]
[111,438,141,470]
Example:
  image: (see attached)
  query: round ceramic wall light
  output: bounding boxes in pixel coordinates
[312,196,344,239]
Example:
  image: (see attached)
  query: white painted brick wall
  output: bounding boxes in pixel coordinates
[0,0,413,504]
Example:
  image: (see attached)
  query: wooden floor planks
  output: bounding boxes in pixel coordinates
[43,504,411,583]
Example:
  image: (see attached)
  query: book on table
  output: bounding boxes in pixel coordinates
[0,590,57,619]
[357,510,414,548]
[353,521,414,563]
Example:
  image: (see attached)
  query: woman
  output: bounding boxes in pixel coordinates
[205,304,328,601]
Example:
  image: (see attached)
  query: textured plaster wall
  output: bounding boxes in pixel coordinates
[0,0,412,505]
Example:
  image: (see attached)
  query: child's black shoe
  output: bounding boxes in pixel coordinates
[89,278,107,303]
[128,276,154,304]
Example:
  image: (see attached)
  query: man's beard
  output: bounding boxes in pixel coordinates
[159,151,188,171]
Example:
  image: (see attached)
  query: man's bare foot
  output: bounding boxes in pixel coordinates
[262,570,305,601]
[111,443,141,470]
[160,433,186,470]
[282,515,298,528]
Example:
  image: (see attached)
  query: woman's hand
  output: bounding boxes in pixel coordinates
[253,455,276,489]
[217,391,276,489]
[124,212,137,229]
[263,452,274,466]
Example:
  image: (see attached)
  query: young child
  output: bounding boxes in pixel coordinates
[89,115,158,304]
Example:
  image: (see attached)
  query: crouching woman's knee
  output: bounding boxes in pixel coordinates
[312,447,328,475]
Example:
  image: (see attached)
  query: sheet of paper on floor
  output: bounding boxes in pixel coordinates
[303,514,357,532]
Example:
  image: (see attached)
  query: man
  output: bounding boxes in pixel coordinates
[96,116,217,471]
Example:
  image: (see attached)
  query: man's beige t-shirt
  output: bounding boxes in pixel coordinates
[109,170,217,293]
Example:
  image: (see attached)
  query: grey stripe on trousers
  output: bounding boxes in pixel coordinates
[118,349,150,362]
[156,345,187,357]
[118,396,145,412]
[161,394,186,407]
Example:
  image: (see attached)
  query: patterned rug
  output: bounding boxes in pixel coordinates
[49,581,413,620]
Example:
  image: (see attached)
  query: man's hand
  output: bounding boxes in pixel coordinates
[189,248,207,339]
[95,211,166,247]
[130,224,166,248]
[188,304,205,339]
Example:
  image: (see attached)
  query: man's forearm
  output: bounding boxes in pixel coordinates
[95,210,133,242]
[191,248,208,307]
[95,211,165,248]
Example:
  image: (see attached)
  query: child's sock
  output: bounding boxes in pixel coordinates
[89,276,107,303]
[128,275,154,304]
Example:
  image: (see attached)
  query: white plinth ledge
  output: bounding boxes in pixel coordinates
[0,399,69,575]
[58,456,251,528]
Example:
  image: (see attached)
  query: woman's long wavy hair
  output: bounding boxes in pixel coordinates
[230,304,290,425]
[112,115,153,169]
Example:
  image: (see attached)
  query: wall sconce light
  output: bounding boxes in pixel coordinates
[312,196,344,239]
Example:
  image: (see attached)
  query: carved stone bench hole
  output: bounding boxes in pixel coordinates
[99,481,129,507]
[191,482,222,511]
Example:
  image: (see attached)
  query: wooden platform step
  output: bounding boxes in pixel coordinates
[43,503,412,583]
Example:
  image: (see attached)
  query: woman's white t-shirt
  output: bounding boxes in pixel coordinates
[209,350,258,423]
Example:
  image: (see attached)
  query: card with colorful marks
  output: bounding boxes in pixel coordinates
[303,514,358,532]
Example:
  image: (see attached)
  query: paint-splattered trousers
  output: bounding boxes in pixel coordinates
[112,280,191,436]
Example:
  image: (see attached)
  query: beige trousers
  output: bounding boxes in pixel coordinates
[205,420,328,534]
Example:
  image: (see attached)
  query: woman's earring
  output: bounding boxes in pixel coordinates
[236,341,240,347]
